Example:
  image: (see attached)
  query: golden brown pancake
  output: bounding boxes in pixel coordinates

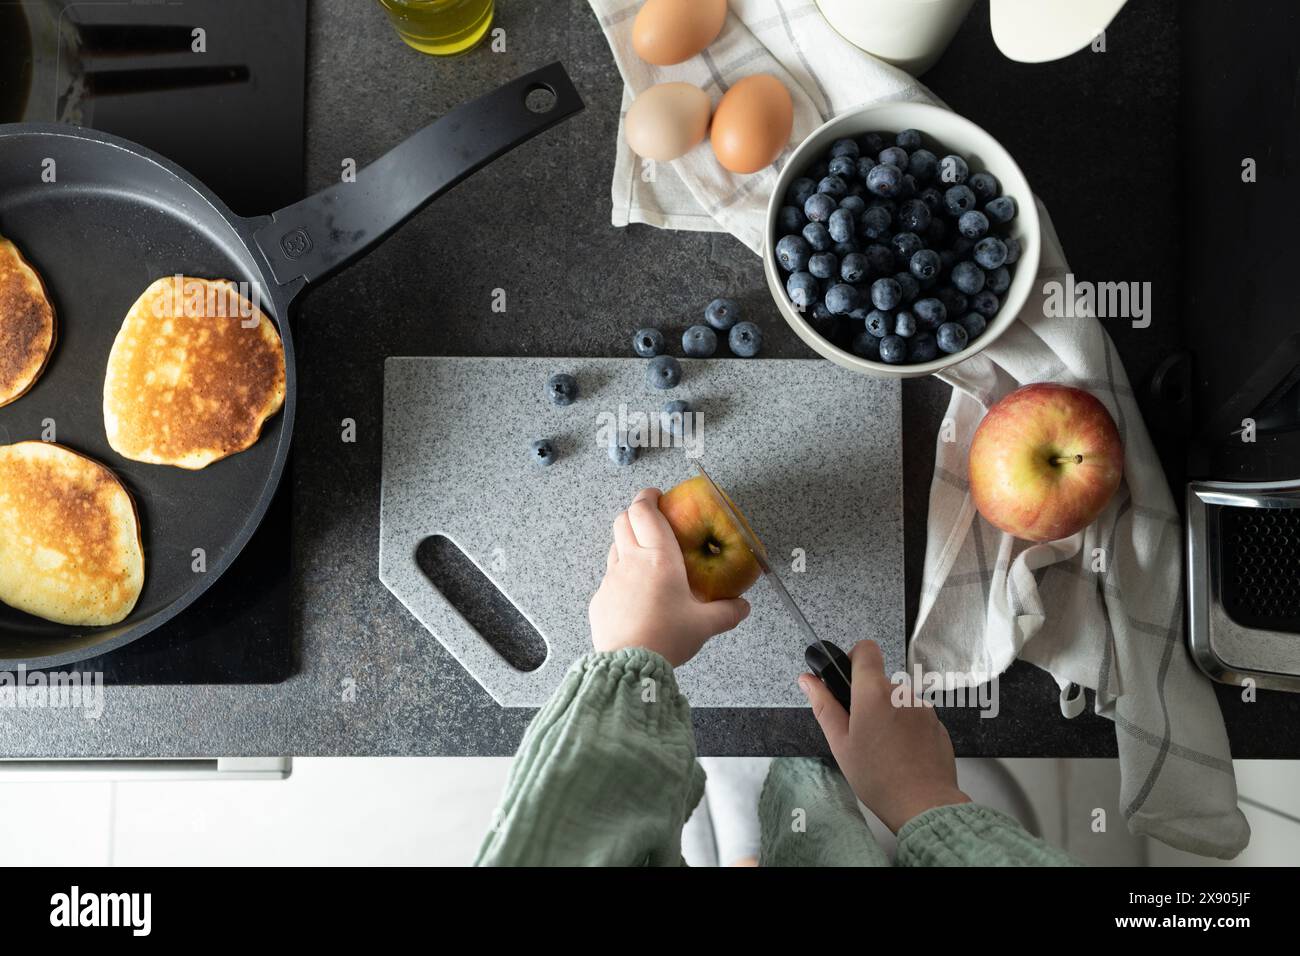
[103,276,286,469]
[0,441,144,627]
[0,236,57,407]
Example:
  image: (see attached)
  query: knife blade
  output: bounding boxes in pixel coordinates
[690,462,853,711]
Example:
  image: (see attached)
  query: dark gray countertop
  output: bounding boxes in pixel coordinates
[6,0,1297,758]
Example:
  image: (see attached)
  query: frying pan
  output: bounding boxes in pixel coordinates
[0,61,583,668]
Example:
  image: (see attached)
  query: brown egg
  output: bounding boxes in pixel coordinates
[624,83,712,162]
[632,0,728,66]
[710,74,794,174]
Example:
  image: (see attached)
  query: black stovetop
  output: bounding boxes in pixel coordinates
[6,0,307,683]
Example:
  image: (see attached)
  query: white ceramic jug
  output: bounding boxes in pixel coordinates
[815,0,975,76]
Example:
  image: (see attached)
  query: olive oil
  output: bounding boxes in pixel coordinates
[378,0,494,56]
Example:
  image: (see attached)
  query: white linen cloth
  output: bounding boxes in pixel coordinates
[588,0,1248,858]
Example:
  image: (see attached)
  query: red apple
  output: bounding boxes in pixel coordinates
[968,383,1124,542]
[658,475,763,601]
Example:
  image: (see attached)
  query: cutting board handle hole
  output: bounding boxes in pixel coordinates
[415,535,548,673]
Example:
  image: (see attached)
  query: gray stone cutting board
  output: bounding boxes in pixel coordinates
[380,357,903,707]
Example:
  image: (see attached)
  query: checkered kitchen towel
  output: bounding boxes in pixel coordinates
[590,0,1249,858]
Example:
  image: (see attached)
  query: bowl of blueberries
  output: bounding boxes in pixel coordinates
[764,101,1040,377]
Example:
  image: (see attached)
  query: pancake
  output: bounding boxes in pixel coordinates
[103,275,286,469]
[0,441,144,627]
[0,236,57,407]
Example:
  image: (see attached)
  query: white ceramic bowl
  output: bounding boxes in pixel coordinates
[764,101,1040,378]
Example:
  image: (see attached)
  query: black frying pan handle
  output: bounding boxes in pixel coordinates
[805,641,853,712]
[250,61,583,291]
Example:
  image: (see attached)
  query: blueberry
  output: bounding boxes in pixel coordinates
[530,438,557,466]
[940,249,959,273]
[828,155,857,181]
[808,251,838,280]
[660,399,694,438]
[859,205,892,240]
[986,266,1011,295]
[897,198,931,233]
[802,222,834,252]
[841,252,870,284]
[788,177,817,208]
[729,321,762,357]
[871,277,903,311]
[851,330,881,360]
[939,154,969,185]
[833,240,859,257]
[907,148,938,182]
[864,243,895,275]
[608,434,639,466]
[878,334,907,364]
[786,271,819,310]
[838,194,867,216]
[1002,236,1021,265]
[646,355,681,389]
[705,297,741,331]
[957,210,990,240]
[830,137,860,160]
[825,283,860,315]
[891,231,923,262]
[925,217,948,246]
[631,329,665,359]
[808,160,829,180]
[855,155,877,182]
[944,185,977,216]
[907,333,939,363]
[913,297,948,330]
[775,234,811,272]
[893,271,920,303]
[866,163,904,198]
[547,372,579,405]
[959,312,988,341]
[828,207,856,244]
[909,248,941,281]
[894,311,917,338]
[818,175,849,202]
[968,171,1000,204]
[899,174,919,199]
[971,290,1000,317]
[936,287,968,317]
[778,206,806,234]
[858,132,885,156]
[936,321,969,354]
[879,146,909,169]
[682,324,718,357]
[985,196,1017,224]
[865,309,894,338]
[951,260,986,295]
[951,236,975,258]
[804,192,836,223]
[973,237,1007,270]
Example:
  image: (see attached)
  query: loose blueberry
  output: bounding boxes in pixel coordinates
[943,185,977,216]
[939,154,969,185]
[825,283,860,315]
[971,290,1000,317]
[968,171,1000,204]
[860,205,892,240]
[632,329,665,359]
[973,236,1008,269]
[986,266,1011,295]
[775,234,811,272]
[660,399,693,438]
[891,231,924,263]
[817,175,848,201]
[530,438,557,466]
[865,309,894,338]
[838,194,867,216]
[828,207,856,244]
[936,287,969,317]
[866,163,904,198]
[893,272,920,303]
[878,334,907,364]
[778,206,806,234]
[907,148,938,182]
[828,155,857,180]
[865,243,895,275]
[951,260,987,295]
[787,177,817,208]
[957,210,990,240]
[802,222,834,252]
[855,155,877,182]
[899,174,919,199]
[705,297,741,331]
[894,311,917,338]
[808,251,838,280]
[896,129,924,151]
[830,137,860,159]
[646,355,682,389]
[919,187,944,214]
[851,330,881,360]
[909,248,941,281]
[786,271,819,310]
[936,321,969,354]
[1002,236,1022,265]
[913,297,947,329]
[804,192,836,223]
[547,372,579,405]
[908,332,939,363]
[985,196,1017,224]
[959,312,988,340]
[841,252,870,284]
[897,198,931,233]
[729,321,763,357]
[879,146,909,170]
[858,131,885,156]
[871,277,903,311]
[608,434,639,466]
[682,324,718,358]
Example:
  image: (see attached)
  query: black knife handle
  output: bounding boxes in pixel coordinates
[805,641,853,712]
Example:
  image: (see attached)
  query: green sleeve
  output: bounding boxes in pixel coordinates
[474,648,704,867]
[759,758,889,867]
[895,803,1079,866]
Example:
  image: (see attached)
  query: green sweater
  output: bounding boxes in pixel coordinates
[475,648,1076,867]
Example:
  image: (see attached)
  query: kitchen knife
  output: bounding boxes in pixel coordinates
[691,462,854,711]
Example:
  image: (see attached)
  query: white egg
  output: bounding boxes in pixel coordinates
[624,82,712,163]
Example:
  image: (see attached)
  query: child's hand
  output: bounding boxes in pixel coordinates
[800,640,971,832]
[589,488,751,667]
